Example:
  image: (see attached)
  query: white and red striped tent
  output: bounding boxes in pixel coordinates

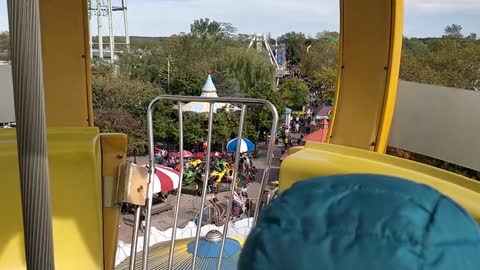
[143,164,180,193]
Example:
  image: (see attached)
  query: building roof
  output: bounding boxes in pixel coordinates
[302,128,329,143]
[200,74,218,98]
[316,104,333,117]
[182,73,239,113]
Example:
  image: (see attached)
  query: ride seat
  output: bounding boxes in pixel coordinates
[0,128,127,270]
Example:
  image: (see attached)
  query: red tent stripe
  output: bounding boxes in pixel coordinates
[155,169,174,192]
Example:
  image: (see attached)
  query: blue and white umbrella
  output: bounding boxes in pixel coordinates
[227,137,255,153]
[182,74,240,113]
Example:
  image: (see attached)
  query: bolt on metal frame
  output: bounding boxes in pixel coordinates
[128,95,278,270]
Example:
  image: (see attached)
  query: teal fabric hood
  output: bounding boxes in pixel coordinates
[239,174,480,270]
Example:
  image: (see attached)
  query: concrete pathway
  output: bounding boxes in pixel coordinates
[119,144,284,243]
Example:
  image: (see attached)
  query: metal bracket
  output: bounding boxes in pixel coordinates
[116,161,148,206]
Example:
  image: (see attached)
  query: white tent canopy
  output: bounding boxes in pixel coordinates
[182,73,240,113]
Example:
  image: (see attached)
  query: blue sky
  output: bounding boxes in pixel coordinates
[0,0,479,38]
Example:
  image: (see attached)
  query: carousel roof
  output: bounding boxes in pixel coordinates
[200,74,218,97]
[182,73,239,113]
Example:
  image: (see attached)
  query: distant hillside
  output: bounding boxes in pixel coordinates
[130,36,170,41]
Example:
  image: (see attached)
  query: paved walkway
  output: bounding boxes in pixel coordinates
[119,144,284,243]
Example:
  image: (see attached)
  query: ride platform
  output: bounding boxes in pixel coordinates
[180,182,232,196]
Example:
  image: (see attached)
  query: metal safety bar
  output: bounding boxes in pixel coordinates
[216,104,246,270]
[135,95,278,270]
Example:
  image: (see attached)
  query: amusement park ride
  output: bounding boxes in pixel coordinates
[88,0,130,63]
[1,0,480,270]
[247,33,288,85]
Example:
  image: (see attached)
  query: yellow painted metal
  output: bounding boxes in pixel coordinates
[115,237,246,269]
[328,0,403,152]
[0,131,26,269]
[100,134,128,270]
[279,142,480,224]
[0,128,104,269]
[287,146,304,155]
[39,0,93,127]
[376,0,404,153]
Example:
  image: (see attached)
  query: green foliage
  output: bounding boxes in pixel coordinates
[117,48,168,86]
[466,33,477,41]
[93,18,282,152]
[278,32,307,65]
[280,78,310,109]
[182,113,207,143]
[169,71,204,96]
[91,21,480,155]
[190,18,237,40]
[0,31,10,61]
[313,67,337,90]
[92,73,161,154]
[299,32,339,96]
[244,82,284,141]
[443,24,463,39]
[315,31,340,43]
[300,38,338,78]
[321,89,336,105]
[402,37,430,57]
[130,36,171,50]
[400,26,480,89]
[215,48,276,91]
[211,70,241,97]
[0,31,9,51]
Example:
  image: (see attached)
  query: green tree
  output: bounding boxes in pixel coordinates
[466,33,477,41]
[117,48,168,86]
[313,67,337,90]
[243,82,283,141]
[443,24,463,39]
[182,113,207,144]
[400,33,480,89]
[315,31,340,43]
[280,78,309,109]
[278,32,307,65]
[92,72,161,154]
[300,35,339,92]
[211,70,241,97]
[0,31,10,61]
[321,89,336,105]
[402,37,430,58]
[215,47,276,91]
[190,18,237,40]
[0,31,9,51]
[169,71,204,96]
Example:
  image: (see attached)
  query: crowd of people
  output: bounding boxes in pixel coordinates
[281,88,331,154]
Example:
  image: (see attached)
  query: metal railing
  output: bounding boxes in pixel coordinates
[128,95,278,270]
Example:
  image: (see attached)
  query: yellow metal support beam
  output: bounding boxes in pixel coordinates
[328,0,403,153]
[100,134,128,270]
[39,0,93,127]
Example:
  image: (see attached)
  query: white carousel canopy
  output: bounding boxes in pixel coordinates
[182,74,240,113]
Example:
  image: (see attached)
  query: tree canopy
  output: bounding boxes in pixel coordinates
[401,26,480,89]
[278,32,307,65]
[91,18,283,154]
[4,20,477,154]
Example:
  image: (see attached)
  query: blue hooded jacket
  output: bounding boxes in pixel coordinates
[239,174,480,269]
